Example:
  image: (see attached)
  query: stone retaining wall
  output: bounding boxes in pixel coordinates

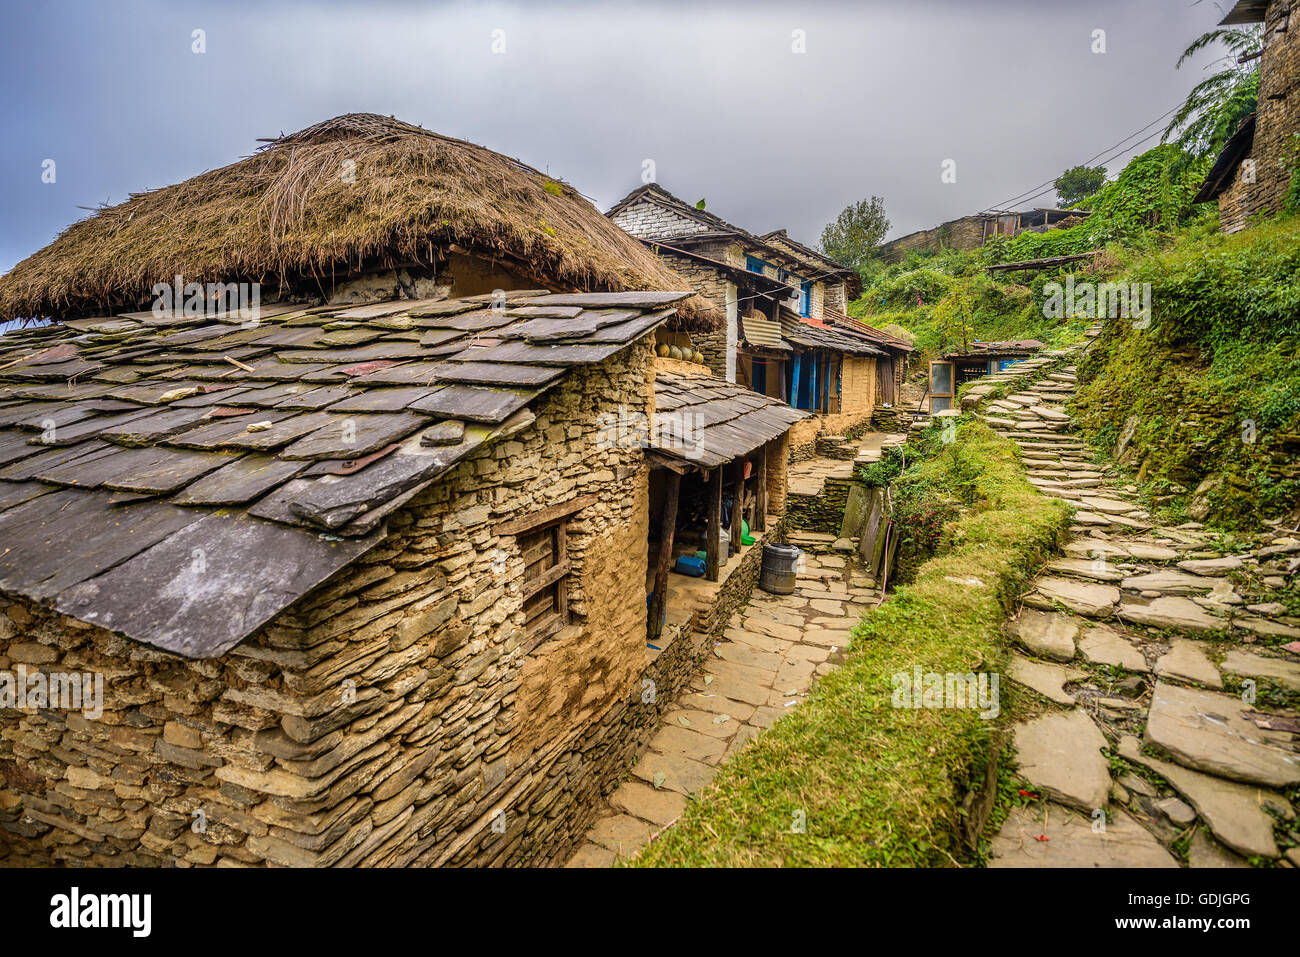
[787,478,855,535]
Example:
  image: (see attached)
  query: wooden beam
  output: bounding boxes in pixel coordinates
[648,470,680,642]
[730,468,745,555]
[522,558,571,602]
[753,444,767,532]
[494,493,597,537]
[706,466,723,581]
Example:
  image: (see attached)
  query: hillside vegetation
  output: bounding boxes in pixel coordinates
[850,143,1300,530]
[850,146,1214,362]
[1073,216,1300,526]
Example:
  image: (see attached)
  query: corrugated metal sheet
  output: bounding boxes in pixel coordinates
[741,314,790,351]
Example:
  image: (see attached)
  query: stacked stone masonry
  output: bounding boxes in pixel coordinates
[1219,0,1299,232]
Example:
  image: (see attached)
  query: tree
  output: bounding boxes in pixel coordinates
[819,196,889,272]
[932,279,976,353]
[1054,165,1107,207]
[1163,25,1262,161]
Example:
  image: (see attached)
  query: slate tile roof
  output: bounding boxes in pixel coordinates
[651,370,808,469]
[0,289,686,658]
[778,308,884,357]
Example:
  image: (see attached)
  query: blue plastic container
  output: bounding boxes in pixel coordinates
[674,555,706,577]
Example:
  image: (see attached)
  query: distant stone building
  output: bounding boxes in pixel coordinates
[879,208,1089,263]
[1195,0,1300,231]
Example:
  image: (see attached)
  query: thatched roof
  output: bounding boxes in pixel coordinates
[0,113,718,330]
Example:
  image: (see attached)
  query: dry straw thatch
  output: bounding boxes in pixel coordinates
[0,113,718,329]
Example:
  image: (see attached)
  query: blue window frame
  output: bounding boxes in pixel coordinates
[746,255,769,275]
[752,359,767,394]
[799,281,812,318]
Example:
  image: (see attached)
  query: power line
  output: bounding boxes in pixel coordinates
[979,102,1183,213]
[992,125,1170,212]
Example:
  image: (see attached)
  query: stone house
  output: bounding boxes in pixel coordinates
[929,340,1046,412]
[607,184,862,377]
[1194,0,1299,231]
[608,185,906,448]
[0,114,805,868]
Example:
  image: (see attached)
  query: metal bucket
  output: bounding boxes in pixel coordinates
[759,543,800,595]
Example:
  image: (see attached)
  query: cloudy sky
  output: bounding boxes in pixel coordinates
[0,0,1236,274]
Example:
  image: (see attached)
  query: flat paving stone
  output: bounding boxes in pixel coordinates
[1008,608,1078,661]
[808,598,845,616]
[797,628,850,649]
[724,724,761,758]
[631,752,716,795]
[1187,829,1250,868]
[1178,556,1244,576]
[1008,654,1088,705]
[989,804,1178,868]
[1122,570,1219,594]
[783,642,830,663]
[1118,734,1283,859]
[714,641,783,672]
[1046,557,1125,582]
[587,813,652,854]
[1125,543,1181,561]
[1144,682,1300,789]
[1013,708,1112,811]
[1077,624,1149,672]
[564,842,616,868]
[1031,577,1120,617]
[609,781,688,827]
[663,707,741,738]
[1154,639,1223,689]
[1219,649,1300,692]
[774,659,817,690]
[647,724,728,765]
[1119,596,1227,634]
[723,627,789,655]
[680,691,755,721]
[742,616,803,642]
[749,705,789,728]
[706,657,776,688]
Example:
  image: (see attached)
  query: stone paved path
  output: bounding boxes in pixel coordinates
[984,347,1300,868]
[786,431,906,497]
[565,551,878,866]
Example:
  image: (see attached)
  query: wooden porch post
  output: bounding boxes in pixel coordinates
[706,466,723,581]
[730,464,745,554]
[648,470,681,641]
[753,444,767,532]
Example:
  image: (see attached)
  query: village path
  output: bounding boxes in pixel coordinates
[786,432,892,497]
[565,550,880,866]
[983,354,1300,867]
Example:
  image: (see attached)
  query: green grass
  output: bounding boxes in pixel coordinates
[632,420,1070,867]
